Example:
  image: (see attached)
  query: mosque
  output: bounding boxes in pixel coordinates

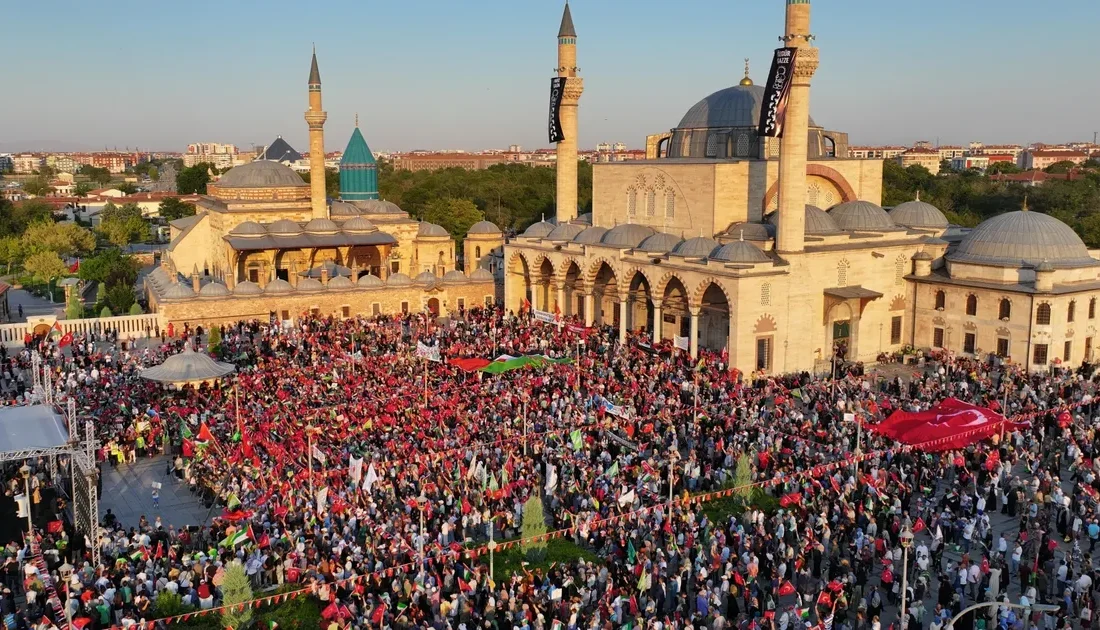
[503,0,1100,374]
[146,51,504,325]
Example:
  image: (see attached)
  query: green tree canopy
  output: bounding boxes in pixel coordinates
[98,202,148,246]
[66,287,84,320]
[73,182,93,198]
[78,249,140,288]
[0,236,23,273]
[23,177,54,197]
[0,199,53,238]
[116,182,138,195]
[78,165,112,185]
[176,163,212,194]
[421,197,485,243]
[220,564,254,630]
[158,197,197,221]
[1045,160,1079,174]
[105,284,135,314]
[299,167,340,198]
[21,221,96,257]
[987,161,1022,175]
[23,251,69,283]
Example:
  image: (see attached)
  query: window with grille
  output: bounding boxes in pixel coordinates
[895,259,905,285]
[1036,303,1051,325]
[761,283,772,306]
[934,291,945,309]
[1065,340,1073,363]
[933,327,944,348]
[999,299,1011,320]
[1068,300,1076,323]
[665,190,675,218]
[1087,337,1093,360]
[966,295,977,316]
[1033,343,1048,365]
[627,188,637,217]
[1090,298,1096,319]
[838,260,849,287]
[372,303,381,316]
[807,183,821,207]
[706,134,718,157]
[756,337,772,371]
[963,333,976,354]
[736,133,750,156]
[997,337,1009,357]
[890,316,902,344]
[646,189,656,217]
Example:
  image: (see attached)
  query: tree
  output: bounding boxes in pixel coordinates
[23,177,54,197]
[300,167,340,198]
[220,564,254,630]
[208,325,222,356]
[78,165,111,185]
[23,251,69,283]
[0,199,54,238]
[96,282,107,307]
[987,161,1021,175]
[21,221,96,257]
[105,284,135,315]
[74,182,93,198]
[421,197,484,243]
[733,454,753,502]
[98,215,148,247]
[1044,160,1078,174]
[117,182,138,195]
[0,237,23,274]
[158,197,197,221]
[128,302,143,315]
[66,286,84,319]
[520,496,548,562]
[78,249,140,288]
[176,163,212,194]
[99,306,112,318]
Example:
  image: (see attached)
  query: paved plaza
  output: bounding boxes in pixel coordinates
[98,455,209,529]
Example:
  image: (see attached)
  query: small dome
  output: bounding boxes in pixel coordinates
[418,222,449,238]
[912,251,934,261]
[414,271,438,285]
[304,218,339,234]
[546,224,586,242]
[162,283,196,300]
[950,210,1096,268]
[329,200,360,217]
[829,200,897,232]
[1035,260,1055,272]
[574,212,593,226]
[215,161,304,188]
[229,221,267,237]
[522,221,556,238]
[198,282,230,297]
[357,273,383,287]
[341,216,376,233]
[268,219,303,235]
[573,226,608,244]
[469,268,495,281]
[264,278,294,294]
[442,270,468,283]
[767,205,841,235]
[722,222,774,241]
[468,220,502,234]
[233,280,262,295]
[890,195,949,229]
[673,236,721,258]
[637,232,683,254]
[297,277,324,292]
[326,275,354,289]
[712,240,770,264]
[387,272,412,286]
[601,224,656,248]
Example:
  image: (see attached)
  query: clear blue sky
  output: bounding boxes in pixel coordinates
[2,0,1097,153]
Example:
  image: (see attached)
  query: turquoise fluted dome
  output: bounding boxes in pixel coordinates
[339,125,378,201]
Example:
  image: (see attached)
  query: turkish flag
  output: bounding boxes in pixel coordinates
[779,580,796,596]
[59,332,73,348]
[870,398,1026,452]
[912,517,926,534]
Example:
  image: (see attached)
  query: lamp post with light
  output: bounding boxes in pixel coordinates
[899,526,914,628]
[59,561,73,630]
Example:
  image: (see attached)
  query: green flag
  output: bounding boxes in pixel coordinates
[627,540,636,563]
[226,494,241,511]
[605,461,619,478]
[570,430,584,451]
[488,473,499,492]
[181,425,193,439]
[231,430,241,443]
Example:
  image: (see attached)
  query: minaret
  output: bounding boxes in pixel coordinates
[305,46,329,219]
[775,0,819,254]
[554,3,582,224]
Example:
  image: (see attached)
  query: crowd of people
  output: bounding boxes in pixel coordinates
[3,306,1100,630]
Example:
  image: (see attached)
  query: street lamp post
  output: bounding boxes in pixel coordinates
[416,494,427,583]
[59,561,73,630]
[20,464,32,536]
[899,526,914,628]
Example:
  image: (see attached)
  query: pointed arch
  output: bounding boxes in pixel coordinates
[690,277,733,309]
[654,270,691,301]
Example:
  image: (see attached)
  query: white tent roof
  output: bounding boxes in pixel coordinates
[140,346,235,384]
[0,405,69,453]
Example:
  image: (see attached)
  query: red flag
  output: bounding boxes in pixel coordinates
[779,580,796,596]
[912,517,926,534]
[733,572,745,586]
[58,332,73,348]
[370,604,386,625]
[154,542,164,559]
[461,498,472,515]
[458,577,473,592]
[321,601,340,621]
[52,321,62,333]
[197,423,215,442]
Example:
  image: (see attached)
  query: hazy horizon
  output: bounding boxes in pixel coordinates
[2,0,1097,154]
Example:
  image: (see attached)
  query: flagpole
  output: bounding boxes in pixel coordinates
[234,383,241,439]
[523,398,528,457]
[307,425,314,503]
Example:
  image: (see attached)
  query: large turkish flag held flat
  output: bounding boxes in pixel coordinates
[870,397,1026,452]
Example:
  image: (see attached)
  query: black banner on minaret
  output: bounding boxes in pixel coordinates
[757,47,798,138]
[548,77,566,144]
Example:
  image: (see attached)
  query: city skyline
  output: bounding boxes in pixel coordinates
[2,0,1098,153]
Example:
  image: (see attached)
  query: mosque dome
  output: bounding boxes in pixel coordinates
[418,222,449,238]
[414,271,438,285]
[601,224,656,248]
[637,232,683,254]
[297,278,324,292]
[672,236,721,258]
[330,200,361,217]
[711,240,770,264]
[341,216,376,233]
[572,226,608,244]
[233,280,262,295]
[677,84,816,131]
[357,274,383,287]
[469,268,495,282]
[522,221,557,238]
[229,221,267,237]
[546,224,586,242]
[828,200,897,232]
[386,272,412,286]
[766,205,841,235]
[950,210,1096,268]
[264,278,294,294]
[376,200,404,214]
[722,222,774,241]
[889,194,949,229]
[468,220,502,234]
[216,161,305,188]
[443,270,468,283]
[198,282,230,297]
[268,219,303,236]
[162,283,196,300]
[304,218,339,234]
[574,212,593,226]
[326,275,354,289]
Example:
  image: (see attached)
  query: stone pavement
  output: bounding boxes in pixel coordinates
[99,455,210,530]
[6,287,62,320]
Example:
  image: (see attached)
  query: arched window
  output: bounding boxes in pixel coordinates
[1091,297,1097,319]
[705,134,718,158]
[736,133,750,157]
[761,283,772,306]
[999,298,1011,320]
[934,290,946,310]
[627,187,637,217]
[1068,300,1076,323]
[664,190,675,218]
[965,294,977,316]
[475,246,481,259]
[1036,303,1051,325]
[646,189,656,217]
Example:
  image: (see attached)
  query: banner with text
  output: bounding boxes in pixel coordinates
[548,77,566,143]
[757,47,798,138]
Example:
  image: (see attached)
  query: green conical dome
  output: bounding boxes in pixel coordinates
[339,125,378,200]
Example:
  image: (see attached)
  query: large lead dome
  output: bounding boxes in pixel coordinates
[950,211,1096,268]
[676,85,817,131]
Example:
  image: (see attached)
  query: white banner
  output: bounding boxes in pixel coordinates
[310,444,327,466]
[416,341,441,362]
[673,336,690,351]
[597,395,632,419]
[533,309,555,324]
[362,463,379,493]
[315,486,329,513]
[348,456,363,485]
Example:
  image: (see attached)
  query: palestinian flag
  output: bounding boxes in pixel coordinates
[197,423,215,443]
[226,494,241,511]
[267,623,278,630]
[220,529,249,547]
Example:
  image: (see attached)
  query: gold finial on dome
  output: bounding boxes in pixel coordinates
[355,112,359,128]
[915,190,921,202]
[740,58,753,86]
[1021,194,1028,212]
